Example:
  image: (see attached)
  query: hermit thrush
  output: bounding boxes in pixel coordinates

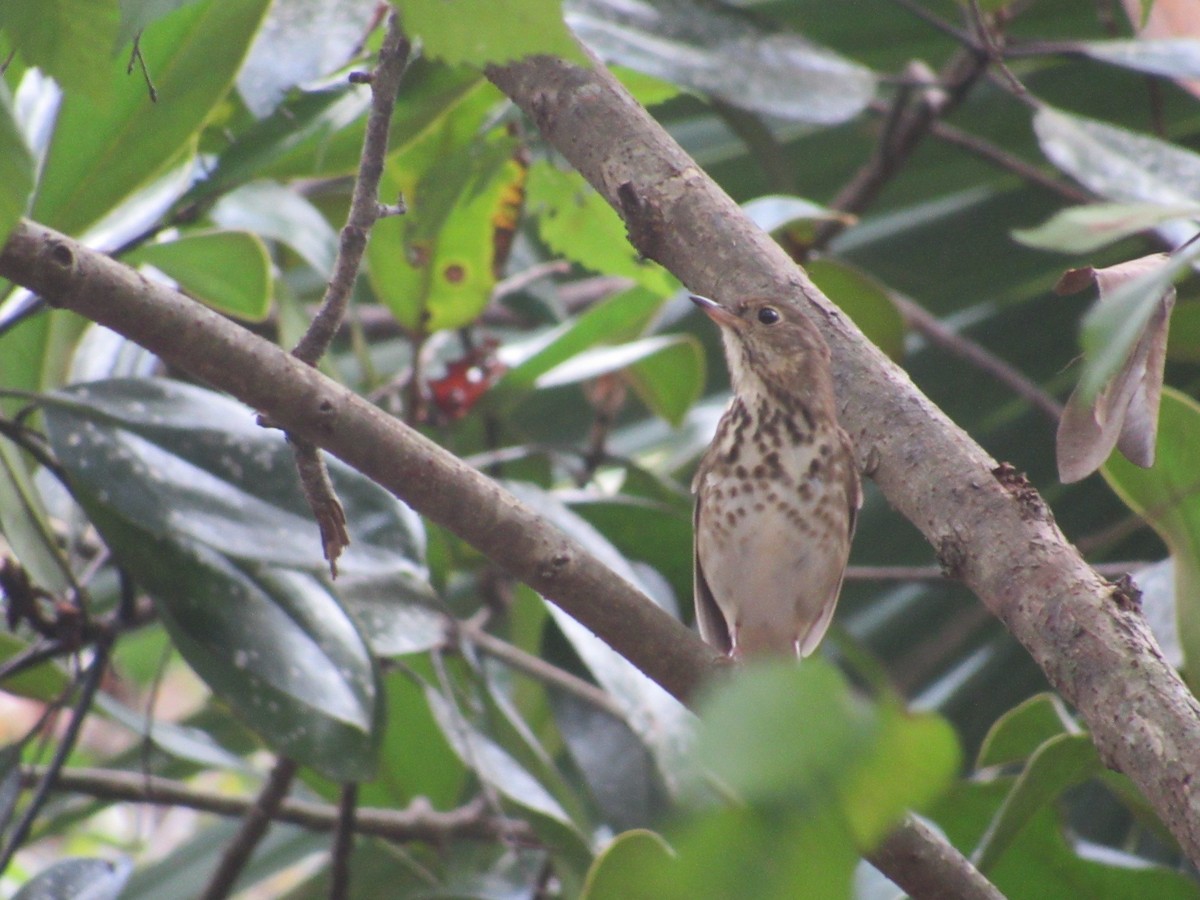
[690,293,861,659]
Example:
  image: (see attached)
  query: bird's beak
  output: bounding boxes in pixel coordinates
[689,294,740,329]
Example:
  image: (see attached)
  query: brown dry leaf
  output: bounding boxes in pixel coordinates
[1056,254,1175,483]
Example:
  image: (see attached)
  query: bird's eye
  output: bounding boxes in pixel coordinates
[757,306,781,325]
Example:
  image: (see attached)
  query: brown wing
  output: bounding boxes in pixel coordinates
[692,491,732,655]
[796,429,862,657]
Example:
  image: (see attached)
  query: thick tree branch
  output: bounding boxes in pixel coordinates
[0,219,995,899]
[484,54,1200,865]
[0,220,720,707]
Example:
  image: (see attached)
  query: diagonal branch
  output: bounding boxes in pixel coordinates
[0,219,719,705]
[0,228,991,898]
[287,12,410,576]
[482,53,1200,865]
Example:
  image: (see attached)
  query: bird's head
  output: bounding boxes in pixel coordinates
[689,293,828,397]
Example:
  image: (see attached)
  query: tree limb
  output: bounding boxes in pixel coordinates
[18,766,534,844]
[483,53,1200,864]
[0,233,991,897]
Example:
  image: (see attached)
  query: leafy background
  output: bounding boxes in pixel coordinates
[1,0,1200,896]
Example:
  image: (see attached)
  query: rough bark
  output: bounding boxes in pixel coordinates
[485,54,1200,864]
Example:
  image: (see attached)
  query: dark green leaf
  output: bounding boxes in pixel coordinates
[424,684,571,824]
[86,514,383,780]
[507,483,701,798]
[0,632,70,700]
[806,258,906,360]
[43,378,430,578]
[973,733,1102,873]
[976,692,1074,769]
[0,436,72,593]
[12,857,132,900]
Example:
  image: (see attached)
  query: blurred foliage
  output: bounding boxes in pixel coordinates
[0,0,1199,896]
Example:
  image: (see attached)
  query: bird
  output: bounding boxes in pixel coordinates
[689,292,861,659]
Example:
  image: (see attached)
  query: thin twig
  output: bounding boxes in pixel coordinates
[814,48,991,250]
[200,757,299,900]
[17,766,538,845]
[291,14,410,366]
[924,116,1092,204]
[455,619,624,719]
[890,293,1064,424]
[285,13,411,576]
[0,640,110,871]
[329,784,358,900]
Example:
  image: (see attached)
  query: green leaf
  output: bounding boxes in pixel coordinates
[210,181,337,276]
[1167,301,1200,363]
[582,830,676,900]
[83,513,383,780]
[202,60,484,192]
[526,162,677,295]
[31,0,271,236]
[565,0,875,123]
[0,0,120,102]
[399,0,586,67]
[0,632,70,700]
[611,65,682,107]
[930,780,1200,899]
[534,333,696,393]
[12,857,132,900]
[125,230,271,320]
[624,336,705,427]
[976,692,1074,768]
[973,733,1102,872]
[117,1,208,48]
[806,258,906,360]
[1013,201,1200,254]
[1104,388,1200,676]
[506,483,702,799]
[42,378,431,579]
[0,436,72,593]
[424,683,576,826]
[696,660,877,805]
[1033,105,1200,213]
[497,286,670,392]
[1076,38,1200,81]
[368,112,523,332]
[842,700,960,846]
[0,84,34,245]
